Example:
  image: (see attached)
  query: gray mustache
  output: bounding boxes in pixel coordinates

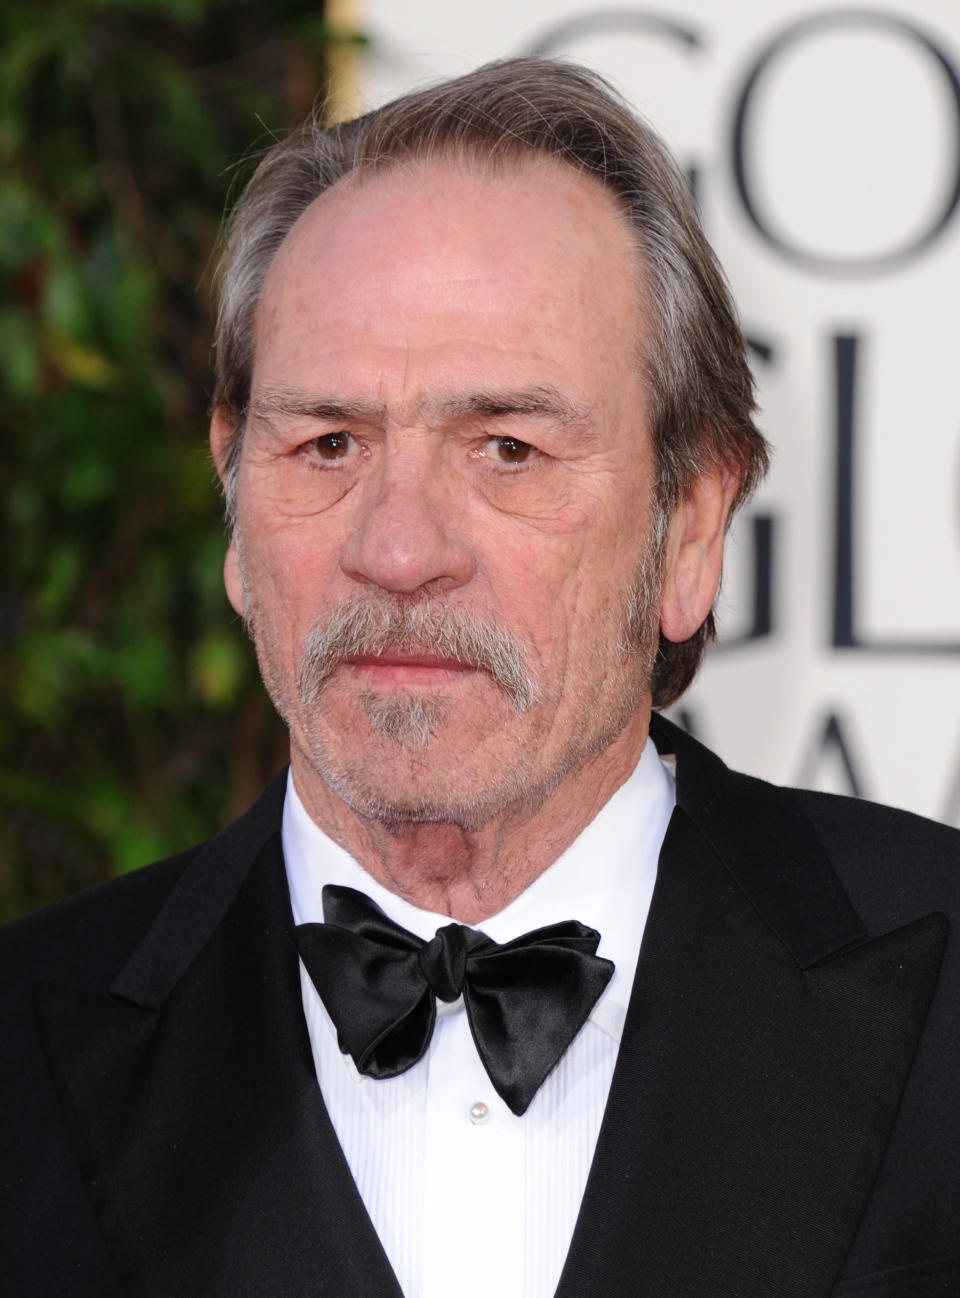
[297,598,537,712]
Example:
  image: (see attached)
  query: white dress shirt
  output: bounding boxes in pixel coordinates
[283,740,675,1298]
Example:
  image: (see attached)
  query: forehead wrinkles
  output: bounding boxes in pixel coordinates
[253,154,649,356]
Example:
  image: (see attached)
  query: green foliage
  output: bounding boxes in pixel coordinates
[0,0,348,920]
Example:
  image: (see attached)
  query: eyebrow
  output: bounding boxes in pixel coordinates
[247,384,596,433]
[246,389,382,424]
[424,386,594,429]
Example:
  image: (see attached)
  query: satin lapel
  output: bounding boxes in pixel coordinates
[556,720,947,1298]
[37,820,402,1298]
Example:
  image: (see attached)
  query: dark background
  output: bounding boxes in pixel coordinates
[0,0,361,921]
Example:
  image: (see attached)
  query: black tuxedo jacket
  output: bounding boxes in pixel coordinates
[3,716,960,1297]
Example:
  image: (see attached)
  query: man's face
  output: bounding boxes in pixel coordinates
[219,156,667,828]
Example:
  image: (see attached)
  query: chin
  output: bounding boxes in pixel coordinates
[318,761,520,832]
[297,713,534,831]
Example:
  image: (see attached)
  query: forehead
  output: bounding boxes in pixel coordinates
[252,154,647,406]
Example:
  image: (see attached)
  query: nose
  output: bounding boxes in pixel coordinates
[338,440,477,595]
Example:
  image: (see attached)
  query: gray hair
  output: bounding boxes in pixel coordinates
[212,57,768,708]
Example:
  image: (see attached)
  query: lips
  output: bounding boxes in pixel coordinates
[341,652,478,685]
[345,652,474,671]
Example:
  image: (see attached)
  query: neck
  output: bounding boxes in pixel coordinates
[290,711,651,924]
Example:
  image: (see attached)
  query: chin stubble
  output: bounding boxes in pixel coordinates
[357,690,449,748]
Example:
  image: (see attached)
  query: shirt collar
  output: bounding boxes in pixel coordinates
[283,738,675,1044]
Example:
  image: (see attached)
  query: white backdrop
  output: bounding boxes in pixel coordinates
[350,1,960,824]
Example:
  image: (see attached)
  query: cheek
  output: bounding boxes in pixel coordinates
[542,515,651,648]
[238,509,344,629]
[477,530,591,666]
[487,480,640,605]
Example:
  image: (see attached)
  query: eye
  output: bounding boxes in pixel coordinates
[309,432,353,460]
[490,436,535,465]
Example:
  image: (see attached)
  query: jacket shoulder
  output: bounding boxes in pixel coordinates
[653,712,960,934]
[0,768,288,995]
[0,845,202,995]
[790,784,960,931]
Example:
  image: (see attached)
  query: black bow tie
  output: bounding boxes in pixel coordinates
[294,884,614,1116]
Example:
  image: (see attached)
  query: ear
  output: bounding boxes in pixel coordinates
[659,465,740,644]
[223,541,244,618]
[209,405,235,484]
[210,407,245,618]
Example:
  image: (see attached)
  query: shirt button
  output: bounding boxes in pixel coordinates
[468,1100,490,1125]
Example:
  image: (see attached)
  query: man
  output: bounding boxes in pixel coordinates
[2,58,959,1298]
